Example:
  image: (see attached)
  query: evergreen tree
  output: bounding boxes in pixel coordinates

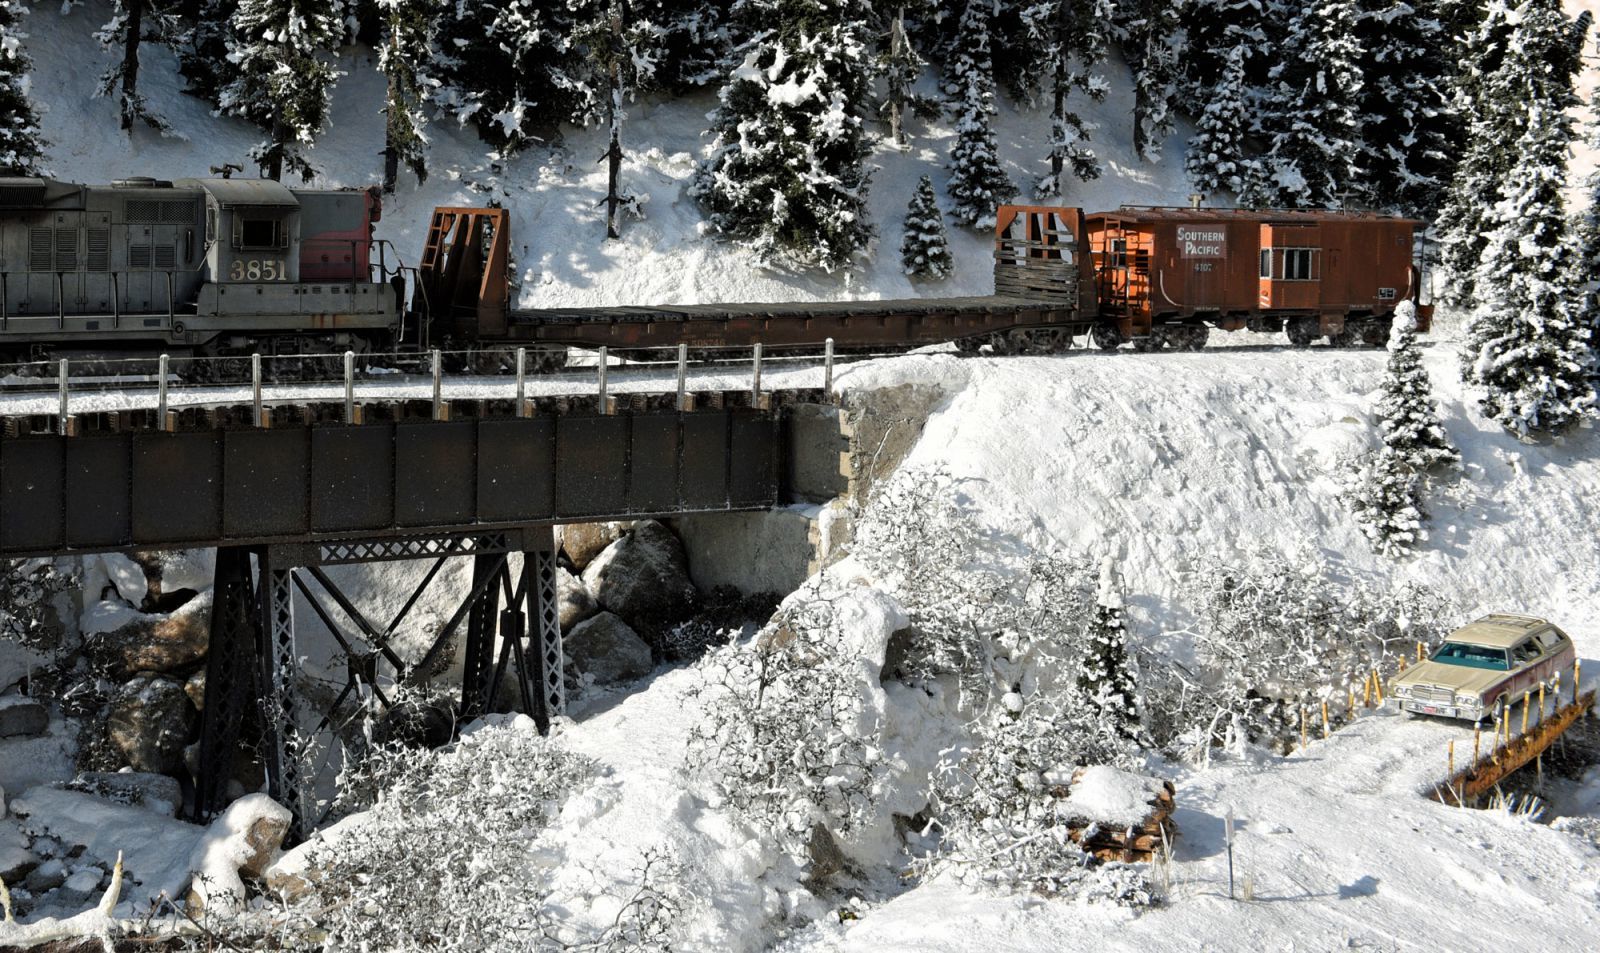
[1179,0,1276,109]
[1077,558,1140,740]
[1345,451,1426,557]
[631,0,733,91]
[901,174,953,280]
[0,0,44,174]
[98,1,176,133]
[1185,44,1253,197]
[1254,0,1364,208]
[375,0,435,192]
[1437,0,1588,306]
[691,0,875,271]
[1353,0,1461,216]
[944,0,1015,225]
[1378,303,1460,474]
[1463,104,1596,437]
[1115,0,1181,163]
[1008,0,1110,199]
[175,0,243,112]
[222,0,345,181]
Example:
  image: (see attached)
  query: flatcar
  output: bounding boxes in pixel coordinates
[0,176,401,372]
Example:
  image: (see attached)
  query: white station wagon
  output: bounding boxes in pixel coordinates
[1390,614,1577,723]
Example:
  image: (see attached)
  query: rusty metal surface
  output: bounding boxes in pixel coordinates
[0,405,786,558]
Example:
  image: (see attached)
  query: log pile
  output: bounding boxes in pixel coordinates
[1064,768,1177,864]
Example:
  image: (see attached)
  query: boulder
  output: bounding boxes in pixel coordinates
[106,675,197,775]
[581,521,698,632]
[91,590,213,676]
[557,521,632,571]
[74,771,184,817]
[0,696,49,739]
[187,793,291,915]
[185,669,206,712]
[0,819,36,883]
[23,858,65,893]
[556,566,600,632]
[565,612,654,685]
[132,550,216,607]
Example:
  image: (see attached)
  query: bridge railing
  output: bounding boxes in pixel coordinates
[0,341,849,434]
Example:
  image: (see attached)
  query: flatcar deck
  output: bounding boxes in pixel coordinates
[504,294,1085,350]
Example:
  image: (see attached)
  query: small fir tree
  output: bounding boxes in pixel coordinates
[1185,44,1252,197]
[0,0,44,174]
[691,0,875,270]
[1008,0,1111,199]
[901,174,953,280]
[375,0,436,193]
[1463,106,1597,437]
[1346,302,1458,557]
[1077,558,1140,740]
[944,0,1015,226]
[222,0,345,181]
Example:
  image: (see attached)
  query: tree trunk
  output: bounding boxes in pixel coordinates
[383,28,400,194]
[602,2,626,240]
[888,8,906,146]
[265,115,286,181]
[120,0,144,131]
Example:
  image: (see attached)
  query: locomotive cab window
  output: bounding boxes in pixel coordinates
[234,214,288,251]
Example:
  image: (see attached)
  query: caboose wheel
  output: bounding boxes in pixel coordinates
[1360,319,1391,348]
[1285,317,1318,348]
[1178,326,1209,351]
[954,335,984,355]
[1090,325,1123,351]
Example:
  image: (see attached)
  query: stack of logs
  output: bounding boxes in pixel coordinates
[1065,769,1178,863]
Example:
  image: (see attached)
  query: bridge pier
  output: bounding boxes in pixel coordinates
[194,527,565,837]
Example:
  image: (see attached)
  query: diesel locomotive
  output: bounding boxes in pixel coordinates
[0,175,1431,370]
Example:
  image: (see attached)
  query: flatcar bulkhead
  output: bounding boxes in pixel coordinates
[0,176,401,365]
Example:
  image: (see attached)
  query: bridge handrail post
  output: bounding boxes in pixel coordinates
[157,353,170,431]
[515,347,528,417]
[676,343,687,411]
[343,350,356,424]
[824,337,834,400]
[56,358,69,435]
[598,346,611,415]
[751,343,763,407]
[252,353,264,427]
[431,348,444,420]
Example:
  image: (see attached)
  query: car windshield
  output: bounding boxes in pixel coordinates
[1431,642,1509,671]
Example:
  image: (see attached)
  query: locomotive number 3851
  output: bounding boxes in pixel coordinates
[228,259,288,282]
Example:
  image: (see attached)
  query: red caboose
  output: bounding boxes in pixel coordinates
[1085,207,1430,350]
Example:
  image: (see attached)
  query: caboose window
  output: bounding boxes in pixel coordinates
[1259,249,1272,278]
[235,216,285,251]
[1283,248,1314,281]
[1110,238,1128,268]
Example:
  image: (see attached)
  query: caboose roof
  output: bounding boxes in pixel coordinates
[1088,206,1421,227]
[185,177,299,208]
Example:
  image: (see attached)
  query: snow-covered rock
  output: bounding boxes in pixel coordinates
[88,589,213,676]
[132,550,215,601]
[0,696,48,739]
[105,675,196,775]
[559,521,634,571]
[582,520,698,631]
[1061,766,1168,827]
[0,818,35,882]
[186,794,291,916]
[72,772,183,818]
[566,612,654,686]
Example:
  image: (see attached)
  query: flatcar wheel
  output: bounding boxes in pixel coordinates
[1029,328,1074,354]
[1090,324,1123,351]
[537,347,570,373]
[1130,334,1161,353]
[1285,317,1318,348]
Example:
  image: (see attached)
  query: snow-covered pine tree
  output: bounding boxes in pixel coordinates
[1179,0,1276,109]
[1184,44,1252,196]
[901,174,953,280]
[1077,558,1140,740]
[630,0,732,91]
[222,0,344,181]
[1346,301,1458,556]
[376,0,436,192]
[1463,104,1596,437]
[1252,0,1363,208]
[691,0,875,270]
[1378,302,1460,473]
[880,3,936,146]
[1005,0,1110,199]
[1352,0,1461,216]
[1114,0,1181,163]
[0,1,44,174]
[174,0,242,112]
[944,0,1015,224]
[97,1,175,133]
[1577,40,1600,381]
[1437,0,1588,306]
[433,0,599,154]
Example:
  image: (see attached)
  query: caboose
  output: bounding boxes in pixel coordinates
[0,176,401,367]
[1087,207,1430,350]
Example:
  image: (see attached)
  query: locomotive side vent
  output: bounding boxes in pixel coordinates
[54,229,77,271]
[28,228,51,271]
[0,183,46,207]
[130,244,152,269]
[87,228,110,272]
[126,200,162,223]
